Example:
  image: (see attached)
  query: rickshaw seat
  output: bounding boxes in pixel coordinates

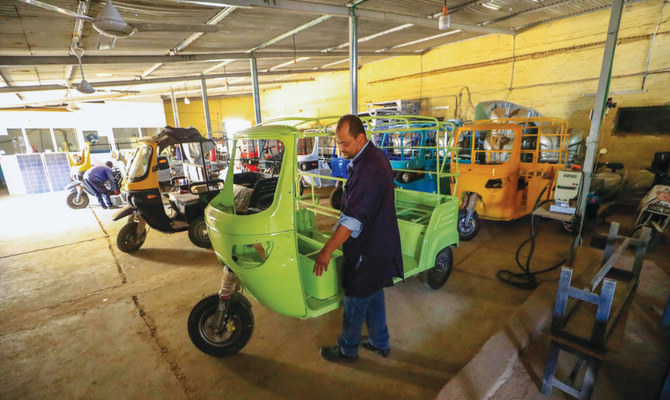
[168,191,201,216]
[248,177,279,212]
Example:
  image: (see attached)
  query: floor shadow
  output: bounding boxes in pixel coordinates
[218,353,444,400]
[130,247,215,266]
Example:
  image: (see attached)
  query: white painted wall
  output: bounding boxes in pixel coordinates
[0,96,167,195]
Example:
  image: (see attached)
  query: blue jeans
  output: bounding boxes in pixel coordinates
[85,177,112,208]
[337,289,390,357]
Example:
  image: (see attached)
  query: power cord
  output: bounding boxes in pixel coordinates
[496,182,567,289]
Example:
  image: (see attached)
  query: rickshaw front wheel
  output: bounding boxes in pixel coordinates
[457,210,480,241]
[66,191,89,209]
[117,222,147,253]
[188,217,212,248]
[188,293,254,357]
[422,247,453,290]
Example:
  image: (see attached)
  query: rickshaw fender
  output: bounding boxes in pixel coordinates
[231,292,253,310]
[65,181,79,191]
[112,205,135,221]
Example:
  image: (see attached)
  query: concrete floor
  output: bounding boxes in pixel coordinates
[0,190,668,400]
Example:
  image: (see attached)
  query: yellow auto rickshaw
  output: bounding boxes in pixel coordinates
[112,127,225,253]
[450,117,569,240]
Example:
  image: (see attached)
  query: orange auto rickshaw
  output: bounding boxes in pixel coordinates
[450,117,569,240]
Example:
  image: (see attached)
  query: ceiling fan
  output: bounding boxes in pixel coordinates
[15,0,229,49]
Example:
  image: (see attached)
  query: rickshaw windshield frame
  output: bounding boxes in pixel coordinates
[125,145,153,182]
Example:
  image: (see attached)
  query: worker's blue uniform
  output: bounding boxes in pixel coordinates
[334,141,403,357]
[84,165,117,209]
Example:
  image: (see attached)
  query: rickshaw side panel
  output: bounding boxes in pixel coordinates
[394,189,459,278]
[208,230,309,319]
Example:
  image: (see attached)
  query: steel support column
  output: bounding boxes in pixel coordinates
[170,89,180,127]
[349,7,358,115]
[250,56,261,124]
[201,78,212,138]
[576,0,625,242]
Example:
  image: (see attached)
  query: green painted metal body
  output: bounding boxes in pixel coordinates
[205,117,460,320]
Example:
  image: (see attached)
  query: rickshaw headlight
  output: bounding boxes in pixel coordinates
[401,172,411,183]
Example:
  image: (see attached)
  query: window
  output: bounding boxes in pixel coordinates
[85,132,111,153]
[140,127,161,138]
[126,146,153,181]
[614,106,670,134]
[0,129,27,155]
[53,128,80,152]
[25,129,55,152]
[112,128,140,150]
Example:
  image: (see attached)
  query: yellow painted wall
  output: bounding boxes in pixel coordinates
[164,94,256,135]
[166,0,670,170]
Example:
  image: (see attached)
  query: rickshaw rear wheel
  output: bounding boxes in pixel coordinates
[423,247,453,290]
[66,192,89,209]
[117,222,146,253]
[457,210,480,241]
[188,217,212,248]
[330,186,343,210]
[188,293,254,357]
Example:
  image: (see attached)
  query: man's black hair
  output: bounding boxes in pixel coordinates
[337,114,366,139]
[105,161,113,168]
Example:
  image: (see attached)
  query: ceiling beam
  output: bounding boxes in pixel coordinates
[172,0,513,35]
[0,67,348,93]
[0,50,417,66]
[0,77,316,109]
[0,70,24,100]
[142,6,237,79]
[248,15,332,53]
[173,7,237,53]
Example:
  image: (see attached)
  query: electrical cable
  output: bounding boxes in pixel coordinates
[496,181,568,289]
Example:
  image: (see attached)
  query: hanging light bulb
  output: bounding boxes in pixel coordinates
[439,0,451,30]
[184,82,190,104]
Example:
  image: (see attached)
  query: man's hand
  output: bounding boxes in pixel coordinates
[312,224,353,277]
[313,249,332,277]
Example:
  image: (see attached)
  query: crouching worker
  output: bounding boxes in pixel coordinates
[84,161,118,209]
[313,114,403,362]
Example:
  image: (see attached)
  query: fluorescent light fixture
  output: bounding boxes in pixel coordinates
[481,2,501,10]
[96,73,112,77]
[322,24,414,52]
[141,63,163,78]
[270,57,311,71]
[320,58,349,68]
[376,30,462,52]
[202,59,234,75]
[273,74,297,81]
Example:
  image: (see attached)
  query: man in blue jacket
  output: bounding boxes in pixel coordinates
[314,114,403,362]
[83,161,117,209]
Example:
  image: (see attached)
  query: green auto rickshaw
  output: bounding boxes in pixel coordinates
[187,117,461,357]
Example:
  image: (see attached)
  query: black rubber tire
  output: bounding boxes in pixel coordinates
[116,222,146,253]
[330,186,343,210]
[188,217,212,249]
[299,180,305,196]
[188,294,254,357]
[66,191,89,209]
[423,247,453,290]
[457,209,480,241]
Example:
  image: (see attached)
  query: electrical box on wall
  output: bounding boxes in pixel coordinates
[550,170,583,215]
